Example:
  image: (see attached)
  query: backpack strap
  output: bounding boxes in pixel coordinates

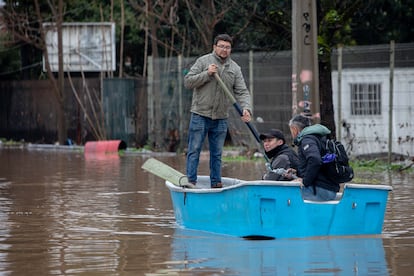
[325,139,337,155]
[306,134,325,156]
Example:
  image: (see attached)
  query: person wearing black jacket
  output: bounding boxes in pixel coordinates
[288,115,340,201]
[260,129,299,181]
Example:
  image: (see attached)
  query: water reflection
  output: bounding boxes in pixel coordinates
[161,229,389,275]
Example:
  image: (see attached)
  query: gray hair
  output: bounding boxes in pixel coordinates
[289,114,312,130]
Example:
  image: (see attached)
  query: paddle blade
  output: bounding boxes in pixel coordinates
[141,158,195,188]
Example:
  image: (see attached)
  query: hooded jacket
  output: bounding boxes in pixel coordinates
[293,124,340,193]
[184,51,252,120]
[263,144,300,181]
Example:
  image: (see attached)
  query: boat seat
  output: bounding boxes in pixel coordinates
[303,192,342,204]
[303,199,340,204]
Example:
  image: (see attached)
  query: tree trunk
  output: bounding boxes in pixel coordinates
[57,0,67,145]
[318,56,336,139]
[147,0,163,149]
[119,0,125,77]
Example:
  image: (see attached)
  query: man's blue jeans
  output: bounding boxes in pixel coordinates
[186,113,228,185]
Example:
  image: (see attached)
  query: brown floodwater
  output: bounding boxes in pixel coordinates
[0,147,413,275]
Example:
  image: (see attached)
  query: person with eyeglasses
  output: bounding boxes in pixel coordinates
[184,33,252,189]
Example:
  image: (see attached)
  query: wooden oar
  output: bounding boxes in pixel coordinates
[214,73,262,143]
[214,73,270,163]
[141,158,196,188]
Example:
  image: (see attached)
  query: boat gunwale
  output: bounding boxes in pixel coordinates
[165,178,393,193]
[344,183,392,191]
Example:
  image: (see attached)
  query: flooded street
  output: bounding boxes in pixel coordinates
[0,148,413,275]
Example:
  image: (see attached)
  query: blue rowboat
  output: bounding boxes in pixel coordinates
[166,176,392,239]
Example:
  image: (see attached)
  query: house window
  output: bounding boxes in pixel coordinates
[350,83,381,115]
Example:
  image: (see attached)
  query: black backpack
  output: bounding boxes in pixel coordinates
[320,138,354,183]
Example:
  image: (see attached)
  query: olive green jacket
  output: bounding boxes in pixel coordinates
[184,51,252,119]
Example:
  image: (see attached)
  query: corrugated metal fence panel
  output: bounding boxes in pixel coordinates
[103,78,137,146]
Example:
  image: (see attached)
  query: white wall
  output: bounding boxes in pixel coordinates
[332,68,414,158]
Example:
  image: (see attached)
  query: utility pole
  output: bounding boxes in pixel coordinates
[291,0,319,120]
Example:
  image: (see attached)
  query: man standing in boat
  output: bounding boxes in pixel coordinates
[184,34,252,189]
[260,128,300,181]
[288,114,340,201]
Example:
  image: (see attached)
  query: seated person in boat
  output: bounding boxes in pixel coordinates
[288,114,340,201]
[260,128,299,181]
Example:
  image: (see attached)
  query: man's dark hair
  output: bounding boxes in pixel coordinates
[214,34,233,46]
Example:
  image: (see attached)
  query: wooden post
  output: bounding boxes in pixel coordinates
[249,50,254,113]
[337,45,343,140]
[147,56,154,147]
[388,40,395,164]
[178,54,184,151]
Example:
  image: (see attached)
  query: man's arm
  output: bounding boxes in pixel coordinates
[232,67,252,113]
[301,136,323,187]
[263,155,290,181]
[184,56,214,89]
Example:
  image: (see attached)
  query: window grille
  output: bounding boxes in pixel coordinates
[350,83,382,115]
